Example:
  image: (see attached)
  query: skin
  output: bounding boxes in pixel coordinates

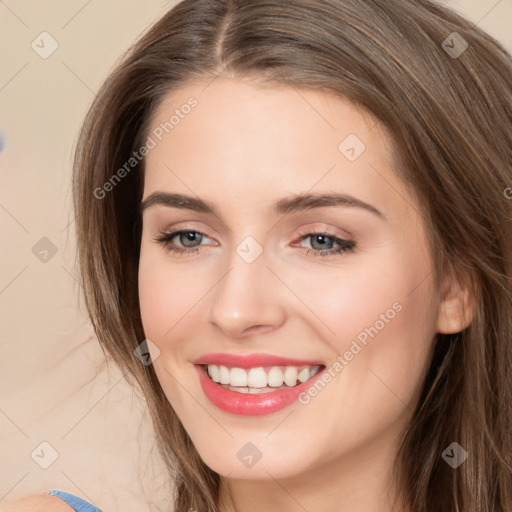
[1,493,75,511]
[138,76,473,512]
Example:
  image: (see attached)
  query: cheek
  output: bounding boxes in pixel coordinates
[138,218,224,321]
[277,257,437,452]
[280,247,438,386]
[279,255,432,342]
[138,262,172,341]
[137,247,205,347]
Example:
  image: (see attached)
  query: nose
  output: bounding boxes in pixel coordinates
[207,248,287,339]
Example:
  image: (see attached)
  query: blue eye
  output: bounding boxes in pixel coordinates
[299,233,356,256]
[177,231,204,247]
[155,230,356,258]
[155,230,211,254]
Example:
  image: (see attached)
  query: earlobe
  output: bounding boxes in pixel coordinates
[436,274,476,334]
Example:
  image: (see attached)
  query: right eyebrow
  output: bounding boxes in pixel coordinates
[140,192,217,214]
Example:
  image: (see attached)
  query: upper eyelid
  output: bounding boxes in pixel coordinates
[159,222,350,238]
[159,222,216,238]
[295,226,353,241]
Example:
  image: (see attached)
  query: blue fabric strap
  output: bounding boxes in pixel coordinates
[47,490,103,511]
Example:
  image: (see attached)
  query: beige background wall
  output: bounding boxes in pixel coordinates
[1,1,511,511]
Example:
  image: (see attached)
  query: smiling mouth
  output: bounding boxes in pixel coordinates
[203,363,325,394]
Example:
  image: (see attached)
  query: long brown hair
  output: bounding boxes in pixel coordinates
[72,1,512,510]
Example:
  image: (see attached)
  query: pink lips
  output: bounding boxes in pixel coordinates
[193,353,325,416]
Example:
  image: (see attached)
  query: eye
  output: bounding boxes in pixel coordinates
[155,228,355,258]
[294,231,356,257]
[155,230,215,255]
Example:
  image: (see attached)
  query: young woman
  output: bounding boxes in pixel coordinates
[5,0,511,510]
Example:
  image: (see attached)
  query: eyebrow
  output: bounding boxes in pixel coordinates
[140,191,385,220]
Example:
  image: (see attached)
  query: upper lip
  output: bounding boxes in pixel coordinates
[193,353,325,368]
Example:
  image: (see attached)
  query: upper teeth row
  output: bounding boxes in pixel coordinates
[207,364,322,388]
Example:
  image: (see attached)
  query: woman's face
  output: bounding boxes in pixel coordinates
[138,77,443,482]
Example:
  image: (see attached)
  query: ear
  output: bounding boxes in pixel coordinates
[436,272,476,334]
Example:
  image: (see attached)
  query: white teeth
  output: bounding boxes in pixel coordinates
[207,365,220,382]
[219,365,230,385]
[225,384,251,394]
[247,367,267,388]
[205,364,322,390]
[284,366,298,387]
[230,367,248,387]
[224,384,292,394]
[310,366,321,377]
[297,368,311,383]
[267,367,284,387]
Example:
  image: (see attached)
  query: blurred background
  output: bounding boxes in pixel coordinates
[1,1,511,510]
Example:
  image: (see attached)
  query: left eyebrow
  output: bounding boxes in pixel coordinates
[140,191,385,220]
[274,192,386,220]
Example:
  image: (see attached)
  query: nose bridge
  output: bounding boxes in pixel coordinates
[208,241,286,337]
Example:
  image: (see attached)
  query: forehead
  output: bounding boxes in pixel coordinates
[146,76,385,155]
[142,77,403,217]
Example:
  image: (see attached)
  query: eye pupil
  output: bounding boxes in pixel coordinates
[180,231,202,247]
[311,234,334,250]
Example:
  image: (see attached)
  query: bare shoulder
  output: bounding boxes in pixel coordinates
[1,492,76,511]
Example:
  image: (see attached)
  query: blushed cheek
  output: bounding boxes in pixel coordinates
[299,259,436,373]
[330,281,437,411]
[138,253,183,348]
[281,266,403,348]
[139,268,165,340]
[138,253,214,355]
[138,261,207,420]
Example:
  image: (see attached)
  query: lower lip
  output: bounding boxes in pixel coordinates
[196,365,324,416]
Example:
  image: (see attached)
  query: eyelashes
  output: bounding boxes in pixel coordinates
[155,230,213,256]
[154,229,356,258]
[294,230,356,257]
